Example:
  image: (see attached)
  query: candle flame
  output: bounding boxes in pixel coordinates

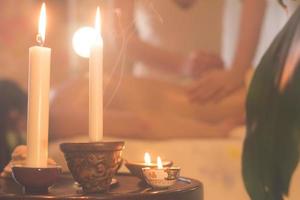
[38,3,47,45]
[144,152,151,165]
[94,6,101,38]
[157,156,163,169]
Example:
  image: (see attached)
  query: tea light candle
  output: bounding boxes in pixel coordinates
[142,153,172,167]
[142,157,181,189]
[157,156,163,169]
[124,153,173,179]
[144,152,152,165]
[89,7,104,142]
[26,3,51,168]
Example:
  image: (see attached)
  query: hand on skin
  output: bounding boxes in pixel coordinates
[188,69,246,103]
[182,51,224,77]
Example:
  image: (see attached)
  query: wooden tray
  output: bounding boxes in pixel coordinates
[0,173,203,200]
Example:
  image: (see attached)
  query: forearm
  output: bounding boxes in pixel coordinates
[232,0,267,74]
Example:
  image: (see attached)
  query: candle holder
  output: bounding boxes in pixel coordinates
[60,141,124,193]
[142,167,181,189]
[11,165,62,194]
[125,160,173,180]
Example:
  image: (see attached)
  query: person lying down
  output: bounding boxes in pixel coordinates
[50,73,247,140]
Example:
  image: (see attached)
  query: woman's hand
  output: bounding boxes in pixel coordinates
[182,51,224,77]
[188,68,246,103]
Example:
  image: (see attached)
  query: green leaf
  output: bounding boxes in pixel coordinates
[242,7,300,200]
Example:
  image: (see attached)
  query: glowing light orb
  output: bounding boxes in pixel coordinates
[72,27,96,58]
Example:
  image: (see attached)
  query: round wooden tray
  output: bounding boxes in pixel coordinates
[0,173,203,200]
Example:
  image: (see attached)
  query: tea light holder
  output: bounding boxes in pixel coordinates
[124,160,173,180]
[142,166,181,189]
[12,165,62,194]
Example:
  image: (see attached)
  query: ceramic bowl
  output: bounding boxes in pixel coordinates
[60,141,124,193]
[142,167,181,189]
[12,165,62,194]
[125,160,173,180]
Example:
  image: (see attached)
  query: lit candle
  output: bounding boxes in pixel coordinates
[89,7,103,141]
[142,156,181,189]
[26,3,51,167]
[157,156,163,169]
[144,152,152,165]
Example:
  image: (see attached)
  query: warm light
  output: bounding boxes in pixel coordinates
[95,7,101,36]
[157,156,163,169]
[38,3,47,44]
[72,27,96,58]
[72,7,103,58]
[144,152,152,165]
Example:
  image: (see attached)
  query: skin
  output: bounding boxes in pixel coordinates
[190,0,267,103]
[50,1,259,140]
[50,75,244,140]
[112,0,223,76]
[113,0,266,102]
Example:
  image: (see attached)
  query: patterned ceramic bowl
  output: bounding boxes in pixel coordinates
[60,141,124,193]
[142,167,181,189]
[125,160,173,180]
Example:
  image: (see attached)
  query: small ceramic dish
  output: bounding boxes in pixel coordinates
[125,160,173,180]
[142,167,181,189]
[12,165,62,194]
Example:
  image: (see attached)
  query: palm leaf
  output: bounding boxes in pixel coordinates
[242,7,300,200]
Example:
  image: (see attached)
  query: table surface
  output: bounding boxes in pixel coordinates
[0,173,203,200]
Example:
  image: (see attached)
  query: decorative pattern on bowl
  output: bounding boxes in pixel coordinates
[125,160,173,180]
[60,141,124,193]
[142,167,180,189]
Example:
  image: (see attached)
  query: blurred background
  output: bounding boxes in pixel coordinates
[1,1,300,200]
[0,0,292,89]
[0,0,114,89]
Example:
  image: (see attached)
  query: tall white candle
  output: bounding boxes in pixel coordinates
[89,7,103,142]
[26,3,51,167]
